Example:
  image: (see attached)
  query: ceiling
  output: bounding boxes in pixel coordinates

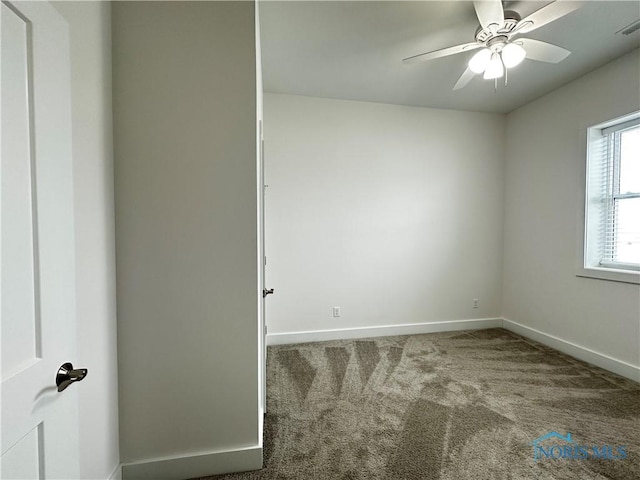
[259,1,640,113]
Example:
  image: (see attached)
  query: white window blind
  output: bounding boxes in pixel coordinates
[585,114,640,272]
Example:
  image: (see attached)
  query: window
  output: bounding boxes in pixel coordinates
[584,112,640,281]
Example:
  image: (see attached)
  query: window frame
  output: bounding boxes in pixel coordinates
[577,111,640,285]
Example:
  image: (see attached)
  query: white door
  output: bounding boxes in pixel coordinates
[1,1,81,478]
[259,122,268,414]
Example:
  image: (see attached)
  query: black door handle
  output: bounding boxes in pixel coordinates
[56,362,88,392]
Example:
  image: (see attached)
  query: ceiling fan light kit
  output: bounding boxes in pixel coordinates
[501,42,526,68]
[468,41,526,79]
[469,48,491,73]
[484,52,504,79]
[402,0,582,91]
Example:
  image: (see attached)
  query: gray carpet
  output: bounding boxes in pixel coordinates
[206,328,639,479]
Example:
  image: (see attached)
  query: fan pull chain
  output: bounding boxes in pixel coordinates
[494,78,498,93]
[505,67,508,87]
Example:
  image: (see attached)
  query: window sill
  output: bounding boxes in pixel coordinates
[576,266,640,285]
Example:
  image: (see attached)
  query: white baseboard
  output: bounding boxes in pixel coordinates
[266,318,639,382]
[503,318,640,382]
[108,463,122,480]
[266,318,503,346]
[122,445,262,480]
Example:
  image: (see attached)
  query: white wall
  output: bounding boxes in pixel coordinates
[52,2,120,478]
[264,94,505,335]
[503,49,640,369]
[112,0,260,474]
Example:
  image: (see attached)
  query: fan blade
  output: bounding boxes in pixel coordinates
[402,42,481,64]
[513,1,583,35]
[520,38,570,63]
[473,0,504,31]
[453,67,475,90]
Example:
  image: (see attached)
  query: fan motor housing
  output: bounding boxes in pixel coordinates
[475,10,521,44]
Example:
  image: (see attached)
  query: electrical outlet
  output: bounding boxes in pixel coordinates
[333,306,341,317]
[472,299,479,309]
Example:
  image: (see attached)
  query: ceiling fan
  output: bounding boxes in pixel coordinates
[403,0,583,90]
